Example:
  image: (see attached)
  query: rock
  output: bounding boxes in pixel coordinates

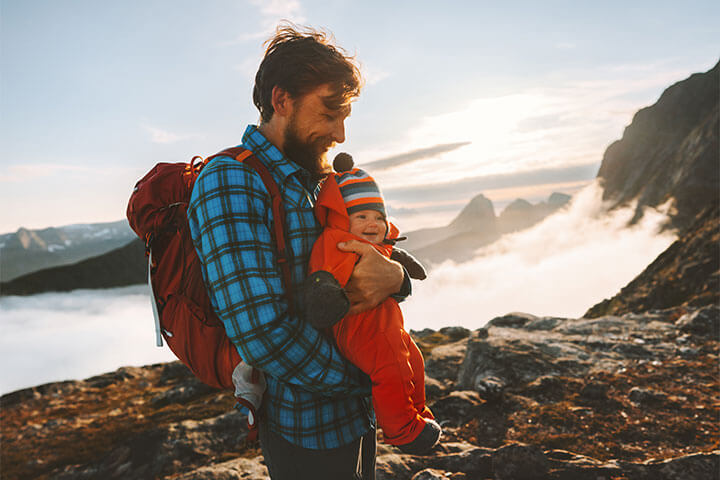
[628,387,668,405]
[412,328,438,340]
[375,453,422,480]
[545,450,623,480]
[431,391,484,426]
[676,305,720,337]
[554,316,627,336]
[424,339,467,383]
[151,378,217,408]
[525,317,564,331]
[428,443,493,477]
[56,410,250,479]
[677,346,700,359]
[524,375,568,401]
[411,468,450,480]
[1,380,82,408]
[159,361,194,385]
[610,342,651,358]
[173,457,269,480]
[649,450,720,480]
[85,367,142,389]
[438,326,471,342]
[425,376,448,399]
[487,312,537,329]
[492,443,549,480]
[475,377,505,402]
[579,381,609,401]
[457,329,576,391]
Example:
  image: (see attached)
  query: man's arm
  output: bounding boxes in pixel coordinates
[188,159,365,395]
[337,239,408,315]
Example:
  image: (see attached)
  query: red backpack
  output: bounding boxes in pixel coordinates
[126,147,292,391]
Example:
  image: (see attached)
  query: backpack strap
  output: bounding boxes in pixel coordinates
[207,147,294,309]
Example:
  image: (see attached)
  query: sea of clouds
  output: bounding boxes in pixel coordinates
[0,286,175,394]
[0,183,677,393]
[403,181,677,330]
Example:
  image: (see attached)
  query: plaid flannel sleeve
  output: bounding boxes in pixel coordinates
[188,159,363,395]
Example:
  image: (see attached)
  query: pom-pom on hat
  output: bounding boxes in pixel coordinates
[332,153,386,218]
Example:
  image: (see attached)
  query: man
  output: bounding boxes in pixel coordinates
[187,25,409,480]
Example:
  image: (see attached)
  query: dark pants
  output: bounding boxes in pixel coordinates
[258,420,376,480]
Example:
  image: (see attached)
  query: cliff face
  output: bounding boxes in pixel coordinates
[597,61,719,232]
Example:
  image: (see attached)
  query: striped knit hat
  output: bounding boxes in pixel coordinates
[333,153,386,218]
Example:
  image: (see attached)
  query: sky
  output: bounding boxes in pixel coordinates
[1,0,719,234]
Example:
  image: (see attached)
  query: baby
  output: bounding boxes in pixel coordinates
[301,153,441,454]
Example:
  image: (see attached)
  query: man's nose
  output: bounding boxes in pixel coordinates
[332,119,346,144]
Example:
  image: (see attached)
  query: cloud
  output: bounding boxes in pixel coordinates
[142,125,203,144]
[0,164,91,182]
[371,63,704,196]
[0,163,134,183]
[362,142,472,171]
[401,181,677,331]
[385,162,599,204]
[222,0,306,46]
[0,286,176,394]
[361,64,391,86]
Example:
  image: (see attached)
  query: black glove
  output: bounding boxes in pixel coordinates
[299,270,350,329]
[390,247,427,280]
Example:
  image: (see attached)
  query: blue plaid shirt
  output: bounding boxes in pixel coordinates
[188,125,373,449]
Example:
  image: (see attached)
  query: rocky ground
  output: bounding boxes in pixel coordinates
[1,304,718,480]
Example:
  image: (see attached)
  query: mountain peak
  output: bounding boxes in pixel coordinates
[449,194,496,230]
[548,192,571,206]
[502,198,533,214]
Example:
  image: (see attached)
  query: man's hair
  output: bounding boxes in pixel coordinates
[253,24,362,123]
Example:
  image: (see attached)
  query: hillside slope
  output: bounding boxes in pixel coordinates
[0,239,145,296]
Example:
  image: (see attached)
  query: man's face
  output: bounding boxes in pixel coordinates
[282,84,351,178]
[348,209,387,244]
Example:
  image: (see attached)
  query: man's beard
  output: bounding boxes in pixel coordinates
[283,118,333,181]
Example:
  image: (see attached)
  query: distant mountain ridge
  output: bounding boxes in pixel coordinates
[0,220,135,282]
[404,192,571,265]
[0,239,145,296]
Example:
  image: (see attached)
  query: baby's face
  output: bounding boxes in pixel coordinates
[348,209,387,244]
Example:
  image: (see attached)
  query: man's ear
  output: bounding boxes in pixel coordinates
[271,86,294,118]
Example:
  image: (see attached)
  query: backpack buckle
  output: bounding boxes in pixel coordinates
[144,232,154,255]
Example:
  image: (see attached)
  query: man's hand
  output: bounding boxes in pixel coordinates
[338,240,404,315]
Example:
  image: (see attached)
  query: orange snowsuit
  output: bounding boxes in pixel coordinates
[308,174,434,446]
